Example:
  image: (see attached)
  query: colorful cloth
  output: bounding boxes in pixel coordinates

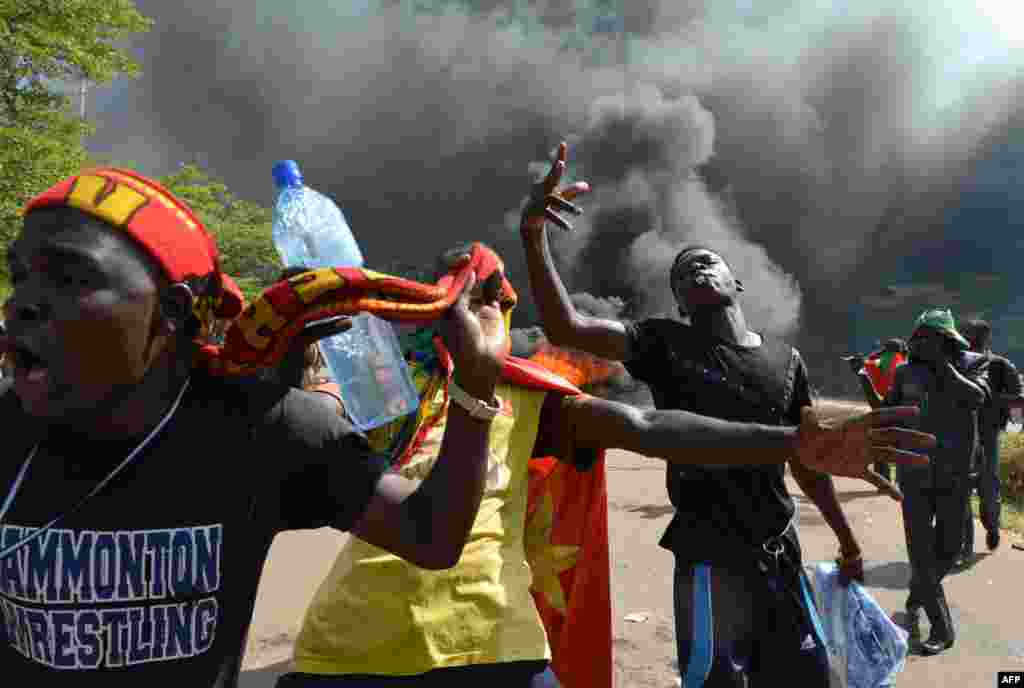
[861,351,906,399]
[202,243,516,375]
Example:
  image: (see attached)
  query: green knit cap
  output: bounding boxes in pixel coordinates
[911,308,970,349]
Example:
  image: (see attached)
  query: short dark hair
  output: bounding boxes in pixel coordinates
[433,242,496,281]
[883,338,907,353]
[961,318,991,347]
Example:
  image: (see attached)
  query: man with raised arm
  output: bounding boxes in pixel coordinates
[519,143,904,686]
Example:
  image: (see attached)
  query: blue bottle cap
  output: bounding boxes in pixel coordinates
[272,160,303,189]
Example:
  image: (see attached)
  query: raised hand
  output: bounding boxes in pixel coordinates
[439,272,507,402]
[521,141,591,234]
[795,406,935,501]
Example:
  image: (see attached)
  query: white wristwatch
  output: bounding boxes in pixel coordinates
[448,380,502,421]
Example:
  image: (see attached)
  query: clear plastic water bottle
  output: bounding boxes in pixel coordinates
[272,160,419,430]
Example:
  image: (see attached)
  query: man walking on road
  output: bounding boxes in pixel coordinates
[861,309,989,655]
[958,318,1023,556]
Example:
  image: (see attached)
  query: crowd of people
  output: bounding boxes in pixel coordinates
[0,143,967,687]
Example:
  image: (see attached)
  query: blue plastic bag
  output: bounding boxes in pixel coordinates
[808,561,908,688]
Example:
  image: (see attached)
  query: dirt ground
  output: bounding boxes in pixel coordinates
[239,448,1024,688]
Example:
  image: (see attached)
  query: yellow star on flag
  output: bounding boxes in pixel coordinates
[526,488,579,614]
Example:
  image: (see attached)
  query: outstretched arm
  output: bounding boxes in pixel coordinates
[556,394,934,475]
[520,142,632,361]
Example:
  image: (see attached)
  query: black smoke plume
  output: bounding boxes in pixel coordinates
[89,1,1024,395]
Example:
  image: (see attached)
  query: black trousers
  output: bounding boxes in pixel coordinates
[672,544,830,687]
[900,470,970,609]
[964,428,1004,554]
[977,427,1004,534]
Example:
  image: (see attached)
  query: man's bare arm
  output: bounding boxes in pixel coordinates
[519,142,632,361]
[521,224,632,361]
[351,400,492,570]
[555,394,933,477]
[789,460,860,555]
[350,272,504,570]
[561,394,800,467]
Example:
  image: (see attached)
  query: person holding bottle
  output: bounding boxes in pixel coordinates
[271,161,419,431]
[0,167,508,687]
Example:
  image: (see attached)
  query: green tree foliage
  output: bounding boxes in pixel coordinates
[0,0,151,296]
[0,109,88,295]
[158,165,279,303]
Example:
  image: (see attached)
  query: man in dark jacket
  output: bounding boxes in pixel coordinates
[959,319,1023,556]
[517,143,922,686]
[860,309,989,655]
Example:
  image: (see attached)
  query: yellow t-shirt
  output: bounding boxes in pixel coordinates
[293,381,550,676]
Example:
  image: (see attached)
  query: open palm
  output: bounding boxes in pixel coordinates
[795,406,935,501]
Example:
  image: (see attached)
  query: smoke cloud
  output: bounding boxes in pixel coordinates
[88,0,1024,394]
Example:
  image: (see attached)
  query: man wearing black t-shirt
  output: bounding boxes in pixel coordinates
[519,144,908,687]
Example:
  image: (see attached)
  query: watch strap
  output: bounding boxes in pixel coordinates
[448,380,501,420]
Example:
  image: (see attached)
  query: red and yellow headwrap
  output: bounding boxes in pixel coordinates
[436,244,518,337]
[24,168,246,336]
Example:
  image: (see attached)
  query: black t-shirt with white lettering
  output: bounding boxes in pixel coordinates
[0,371,388,686]
[624,319,811,564]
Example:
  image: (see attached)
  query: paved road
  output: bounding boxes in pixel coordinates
[240,449,1024,687]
